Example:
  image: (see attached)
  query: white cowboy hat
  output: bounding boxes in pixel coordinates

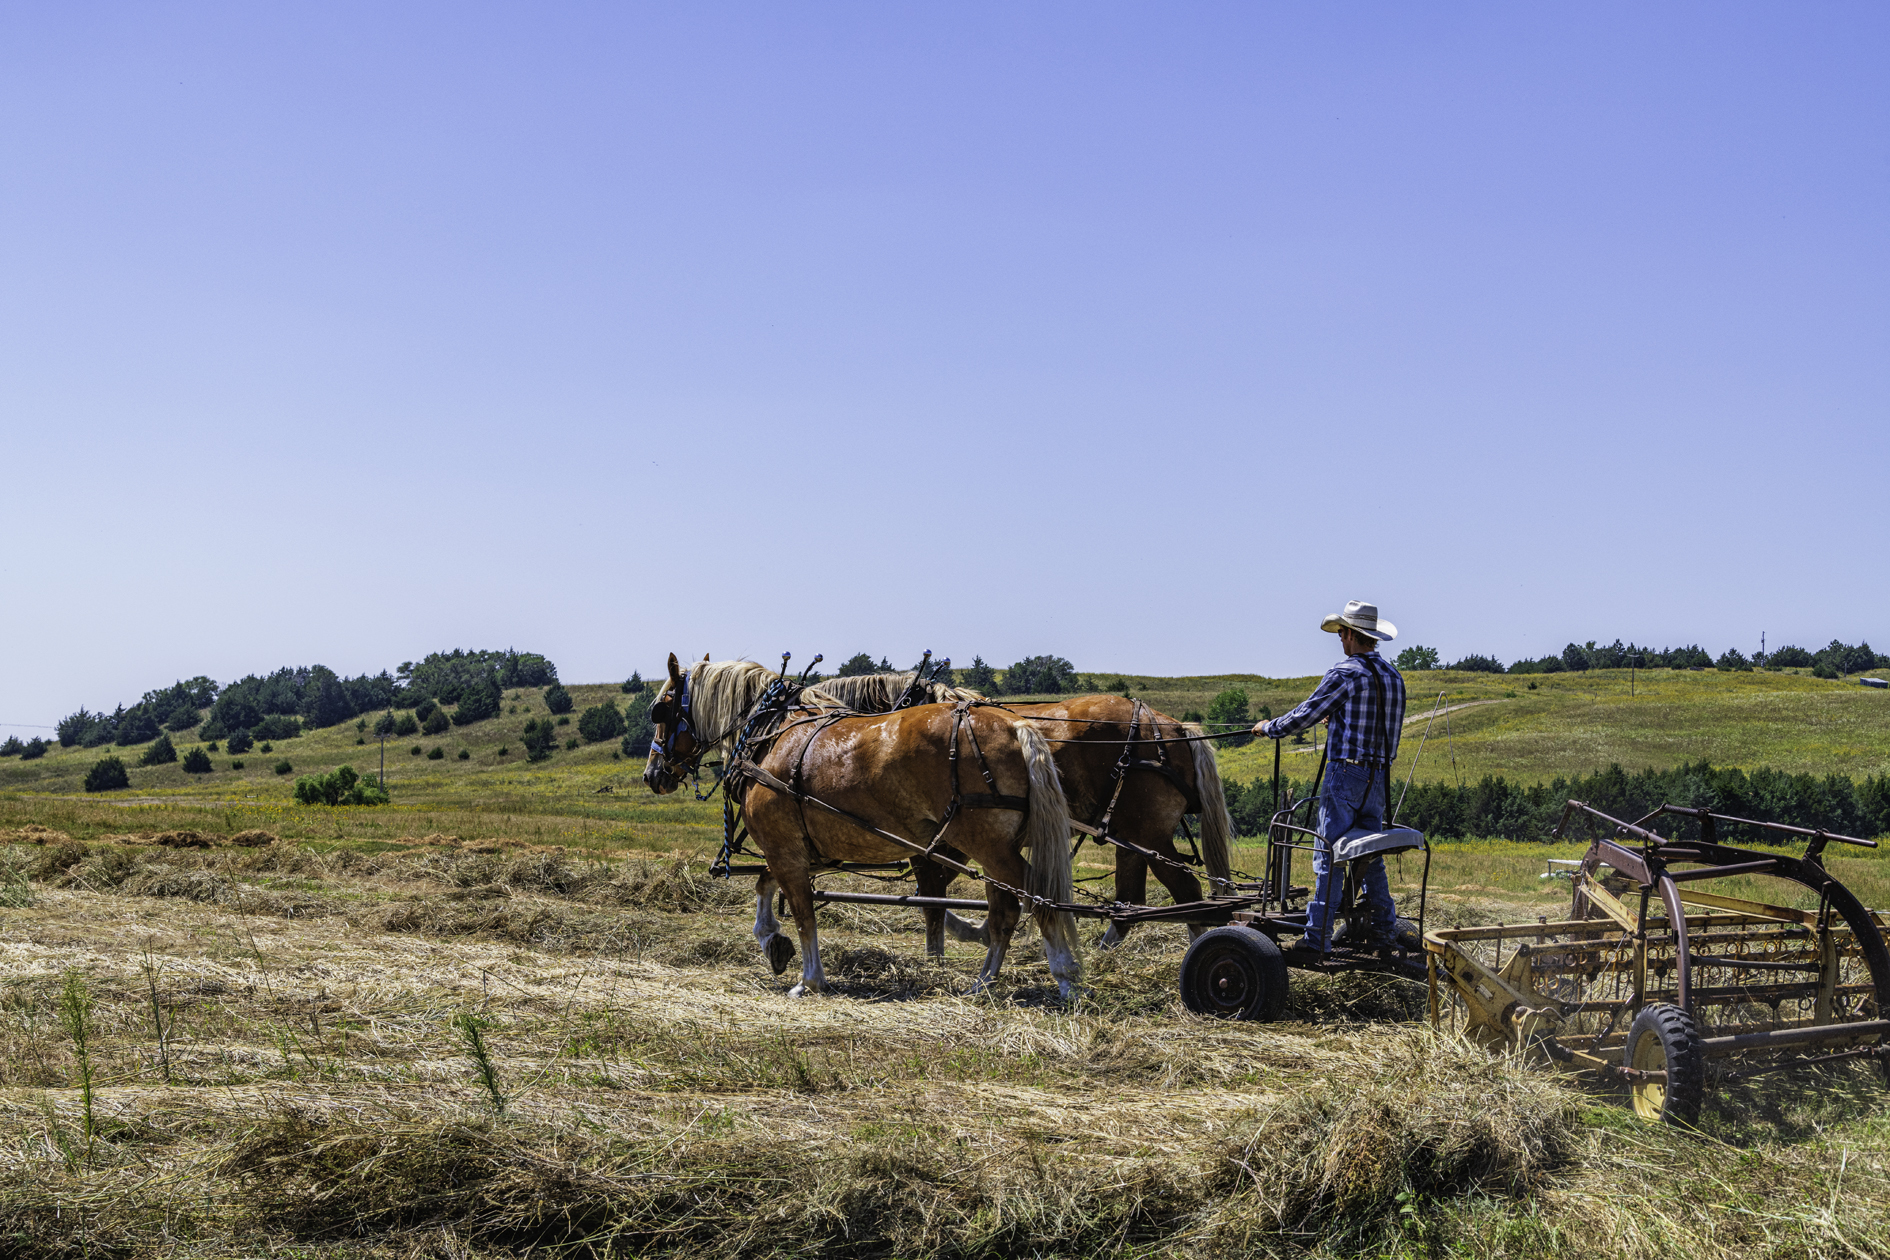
[1321,600,1397,641]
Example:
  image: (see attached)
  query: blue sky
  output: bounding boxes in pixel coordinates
[3,3,1886,725]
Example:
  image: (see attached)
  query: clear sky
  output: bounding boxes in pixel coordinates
[3,3,1887,726]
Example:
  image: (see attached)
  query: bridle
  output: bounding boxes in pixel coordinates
[648,668,744,783]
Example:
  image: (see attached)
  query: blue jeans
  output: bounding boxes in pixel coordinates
[1303,761,1398,951]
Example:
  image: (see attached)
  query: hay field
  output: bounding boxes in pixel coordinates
[0,827,1883,1258]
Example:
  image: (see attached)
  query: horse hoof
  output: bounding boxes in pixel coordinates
[763,933,797,975]
[1098,928,1124,951]
[788,982,823,998]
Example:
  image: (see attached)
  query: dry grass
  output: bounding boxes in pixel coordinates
[0,838,1882,1257]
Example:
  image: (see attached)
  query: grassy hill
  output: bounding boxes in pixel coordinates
[4,665,1888,853]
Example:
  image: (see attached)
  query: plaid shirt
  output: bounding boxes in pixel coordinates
[1261,652,1406,764]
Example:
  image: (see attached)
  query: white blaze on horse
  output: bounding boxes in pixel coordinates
[642,654,1082,999]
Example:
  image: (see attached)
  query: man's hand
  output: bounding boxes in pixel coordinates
[1250,720,1270,738]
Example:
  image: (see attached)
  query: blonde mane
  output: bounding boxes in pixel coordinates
[809,671,986,712]
[662,659,851,755]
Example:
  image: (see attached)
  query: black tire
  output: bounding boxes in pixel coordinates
[1391,916,1422,952]
[1623,1003,1705,1125]
[1180,927,1288,1021]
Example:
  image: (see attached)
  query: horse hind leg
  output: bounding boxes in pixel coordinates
[971,886,1022,994]
[753,874,797,975]
[778,874,829,997]
[1100,853,1150,950]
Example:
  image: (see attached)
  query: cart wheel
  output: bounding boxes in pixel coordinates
[1180,927,1288,1021]
[1624,1003,1705,1125]
[1391,917,1422,952]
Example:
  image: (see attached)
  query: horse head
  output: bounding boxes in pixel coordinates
[642,651,711,795]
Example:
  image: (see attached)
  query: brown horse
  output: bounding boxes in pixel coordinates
[642,655,1082,999]
[812,672,1234,950]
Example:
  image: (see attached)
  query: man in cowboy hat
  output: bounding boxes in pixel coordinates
[1251,600,1406,955]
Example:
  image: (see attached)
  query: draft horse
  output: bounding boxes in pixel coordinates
[814,672,1235,950]
[642,655,1082,999]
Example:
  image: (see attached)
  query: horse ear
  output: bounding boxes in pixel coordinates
[667,653,682,685]
[701,653,710,662]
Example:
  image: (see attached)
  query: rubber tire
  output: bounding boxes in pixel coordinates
[1180,926,1288,1021]
[1624,1003,1706,1125]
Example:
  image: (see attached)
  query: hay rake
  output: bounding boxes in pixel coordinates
[1425,800,1890,1123]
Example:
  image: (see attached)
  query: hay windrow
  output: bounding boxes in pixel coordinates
[0,838,1882,1257]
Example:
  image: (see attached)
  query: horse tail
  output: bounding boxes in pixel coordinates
[1017,723,1079,962]
[1187,724,1235,894]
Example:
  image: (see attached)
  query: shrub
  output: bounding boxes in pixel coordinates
[139,733,177,766]
[522,719,556,762]
[182,747,213,774]
[1181,709,1204,724]
[578,702,626,743]
[1717,648,1753,672]
[254,715,301,741]
[1395,646,1440,671]
[225,726,252,753]
[113,706,162,746]
[959,656,1000,693]
[84,757,130,792]
[393,713,420,737]
[231,759,245,770]
[165,702,201,731]
[1205,688,1252,747]
[410,745,422,756]
[621,692,654,756]
[0,736,20,757]
[355,737,365,745]
[998,655,1078,696]
[414,698,439,724]
[1447,654,1505,673]
[21,738,47,761]
[565,737,579,751]
[259,742,273,754]
[497,746,508,756]
[1813,661,1840,679]
[422,710,450,736]
[427,746,444,760]
[292,765,390,806]
[273,760,293,775]
[555,715,569,726]
[1766,644,1813,668]
[452,676,503,726]
[457,748,470,760]
[543,684,574,715]
[622,671,645,694]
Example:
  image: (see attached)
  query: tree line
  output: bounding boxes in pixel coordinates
[1393,638,1887,679]
[51,648,561,750]
[1221,760,1890,842]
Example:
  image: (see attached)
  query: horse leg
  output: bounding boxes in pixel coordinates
[1137,822,1211,942]
[1100,852,1149,949]
[753,873,796,975]
[970,885,1022,993]
[778,872,828,997]
[914,858,950,959]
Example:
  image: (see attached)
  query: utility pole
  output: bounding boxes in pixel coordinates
[379,709,389,787]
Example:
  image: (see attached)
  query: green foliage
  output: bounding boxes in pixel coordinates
[0,736,20,757]
[164,702,201,731]
[835,653,889,678]
[427,746,445,760]
[273,759,293,775]
[544,683,574,715]
[400,649,557,706]
[230,759,244,770]
[578,701,626,743]
[1815,639,1885,677]
[139,733,177,766]
[457,748,470,760]
[84,757,130,792]
[1717,648,1753,672]
[182,747,213,774]
[254,714,301,741]
[1813,661,1840,680]
[1205,687,1252,747]
[392,713,420,737]
[621,692,653,756]
[564,737,579,751]
[1181,709,1205,724]
[414,698,439,724]
[226,728,254,755]
[260,742,273,754]
[522,719,557,762]
[1766,644,1814,668]
[622,671,645,694]
[299,665,355,728]
[410,745,422,756]
[20,738,46,760]
[1448,654,1505,674]
[452,676,504,726]
[998,654,1078,695]
[959,656,999,693]
[113,705,161,746]
[292,765,390,806]
[422,710,450,736]
[1395,645,1440,671]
